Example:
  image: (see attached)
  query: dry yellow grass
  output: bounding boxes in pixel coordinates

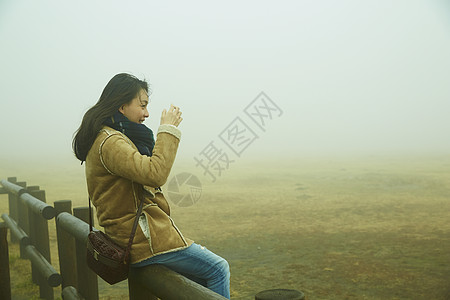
[1,155,450,299]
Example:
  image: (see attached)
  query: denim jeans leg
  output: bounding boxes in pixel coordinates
[132,243,230,299]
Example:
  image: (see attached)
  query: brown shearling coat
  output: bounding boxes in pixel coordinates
[85,125,193,264]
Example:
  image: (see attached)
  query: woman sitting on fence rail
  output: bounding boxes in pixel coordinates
[72,73,230,298]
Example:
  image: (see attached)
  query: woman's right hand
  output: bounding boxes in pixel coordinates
[160,104,183,127]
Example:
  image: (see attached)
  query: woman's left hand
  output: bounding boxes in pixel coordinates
[160,104,183,127]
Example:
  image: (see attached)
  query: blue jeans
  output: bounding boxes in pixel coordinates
[132,243,230,299]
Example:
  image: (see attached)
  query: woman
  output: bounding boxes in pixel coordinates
[72,73,230,298]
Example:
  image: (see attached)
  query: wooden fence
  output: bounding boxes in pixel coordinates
[0,177,229,300]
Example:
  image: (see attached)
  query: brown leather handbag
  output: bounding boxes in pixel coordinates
[86,195,144,285]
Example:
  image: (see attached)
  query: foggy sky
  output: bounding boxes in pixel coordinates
[1,0,450,163]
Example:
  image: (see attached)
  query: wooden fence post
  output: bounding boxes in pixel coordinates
[6,177,17,243]
[73,207,99,300]
[28,189,53,300]
[15,181,27,245]
[54,200,78,290]
[21,186,39,237]
[0,223,11,300]
[15,186,37,259]
[27,189,40,285]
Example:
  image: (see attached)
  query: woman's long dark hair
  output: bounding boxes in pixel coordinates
[72,73,148,162]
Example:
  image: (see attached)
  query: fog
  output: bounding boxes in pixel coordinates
[1,0,450,164]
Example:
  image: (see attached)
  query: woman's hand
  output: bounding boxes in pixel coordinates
[160,104,183,127]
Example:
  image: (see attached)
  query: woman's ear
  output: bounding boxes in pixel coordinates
[118,105,125,114]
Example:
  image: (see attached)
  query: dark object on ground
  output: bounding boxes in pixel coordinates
[255,288,305,300]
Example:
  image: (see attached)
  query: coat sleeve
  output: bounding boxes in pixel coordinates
[99,125,181,188]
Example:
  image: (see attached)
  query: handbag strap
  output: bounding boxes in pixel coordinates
[88,186,145,262]
[124,191,145,262]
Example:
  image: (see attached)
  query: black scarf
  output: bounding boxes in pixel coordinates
[104,112,155,156]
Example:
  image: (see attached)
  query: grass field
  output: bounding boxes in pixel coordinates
[1,155,450,299]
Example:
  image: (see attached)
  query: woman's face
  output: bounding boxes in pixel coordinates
[119,89,149,124]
